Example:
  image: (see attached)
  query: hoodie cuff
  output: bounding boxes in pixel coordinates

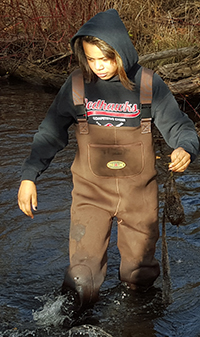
[21,169,39,183]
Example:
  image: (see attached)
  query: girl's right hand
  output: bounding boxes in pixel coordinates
[18,180,37,219]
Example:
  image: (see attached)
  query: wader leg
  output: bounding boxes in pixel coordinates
[118,219,160,290]
[117,180,160,290]
[62,203,113,306]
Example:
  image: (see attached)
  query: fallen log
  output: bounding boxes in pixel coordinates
[167,75,200,95]
[13,62,67,89]
[0,59,68,89]
[0,46,200,95]
[139,46,198,64]
[155,48,200,94]
[156,53,200,80]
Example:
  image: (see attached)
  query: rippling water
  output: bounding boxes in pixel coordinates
[0,80,200,337]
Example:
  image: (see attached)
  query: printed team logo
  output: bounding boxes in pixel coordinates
[107,160,126,170]
[85,98,140,127]
[105,123,114,127]
[97,122,124,127]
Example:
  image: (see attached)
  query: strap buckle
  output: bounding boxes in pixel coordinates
[141,118,152,134]
[77,118,89,135]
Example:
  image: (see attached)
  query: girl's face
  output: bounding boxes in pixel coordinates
[83,41,118,80]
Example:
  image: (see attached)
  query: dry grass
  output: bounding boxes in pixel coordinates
[0,0,199,70]
[105,0,200,55]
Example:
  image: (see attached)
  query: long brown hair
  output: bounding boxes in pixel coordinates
[73,36,134,91]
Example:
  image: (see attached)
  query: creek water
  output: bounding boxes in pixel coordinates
[0,80,200,337]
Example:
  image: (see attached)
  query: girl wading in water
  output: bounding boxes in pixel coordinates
[18,9,199,313]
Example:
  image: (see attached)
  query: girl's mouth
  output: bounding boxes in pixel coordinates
[96,73,107,78]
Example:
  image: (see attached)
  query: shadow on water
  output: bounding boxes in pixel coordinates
[0,80,200,337]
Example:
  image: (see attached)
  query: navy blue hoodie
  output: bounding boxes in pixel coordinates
[21,9,199,182]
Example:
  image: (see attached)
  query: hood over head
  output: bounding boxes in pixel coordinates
[70,9,138,73]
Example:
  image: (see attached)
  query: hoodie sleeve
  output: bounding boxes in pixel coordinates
[151,73,199,161]
[21,75,77,183]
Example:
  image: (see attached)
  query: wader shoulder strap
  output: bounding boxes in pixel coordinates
[140,67,154,134]
[72,68,89,134]
[72,67,153,135]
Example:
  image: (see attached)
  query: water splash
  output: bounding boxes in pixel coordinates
[33,295,65,327]
[66,325,113,336]
[32,293,113,336]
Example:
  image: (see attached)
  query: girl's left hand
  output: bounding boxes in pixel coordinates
[169,147,191,172]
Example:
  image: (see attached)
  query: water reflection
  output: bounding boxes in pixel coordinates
[0,80,200,336]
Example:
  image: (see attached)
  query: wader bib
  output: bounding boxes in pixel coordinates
[62,69,160,305]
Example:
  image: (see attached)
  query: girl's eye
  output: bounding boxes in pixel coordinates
[86,57,94,62]
[87,57,108,62]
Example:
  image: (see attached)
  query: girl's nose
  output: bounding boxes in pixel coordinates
[94,60,104,70]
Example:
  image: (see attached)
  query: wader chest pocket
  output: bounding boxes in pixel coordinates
[88,143,144,177]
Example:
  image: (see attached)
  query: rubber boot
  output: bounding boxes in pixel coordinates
[62,264,99,308]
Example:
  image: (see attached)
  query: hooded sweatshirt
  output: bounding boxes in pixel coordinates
[21,9,199,182]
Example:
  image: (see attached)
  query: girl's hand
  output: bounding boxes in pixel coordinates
[169,147,191,172]
[18,180,37,218]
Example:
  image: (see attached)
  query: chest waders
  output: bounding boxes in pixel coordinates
[62,68,160,306]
